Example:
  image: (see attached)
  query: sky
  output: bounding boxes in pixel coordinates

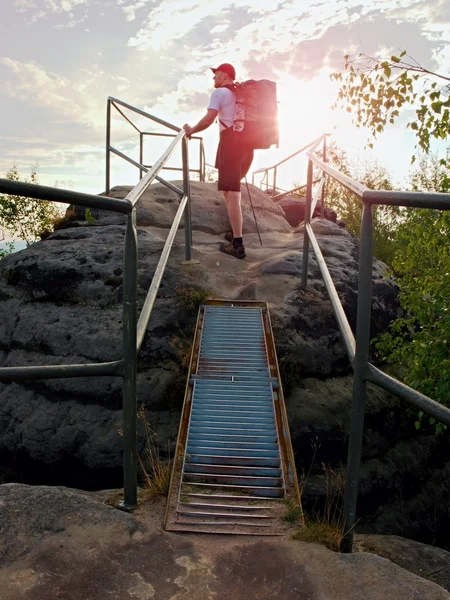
[0,0,449,200]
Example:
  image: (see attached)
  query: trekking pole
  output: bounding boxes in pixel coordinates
[245,177,263,246]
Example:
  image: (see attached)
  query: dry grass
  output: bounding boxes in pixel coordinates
[295,460,347,552]
[137,406,172,499]
[175,287,215,311]
[169,335,193,370]
[52,206,76,229]
[282,497,304,525]
[293,521,344,552]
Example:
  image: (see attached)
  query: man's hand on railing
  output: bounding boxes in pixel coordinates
[183,124,193,139]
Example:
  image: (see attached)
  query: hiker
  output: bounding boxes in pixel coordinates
[183,63,253,260]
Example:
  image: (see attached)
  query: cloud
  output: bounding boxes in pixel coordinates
[0,58,84,118]
[14,0,89,14]
[242,9,443,82]
[127,0,275,52]
[120,0,149,22]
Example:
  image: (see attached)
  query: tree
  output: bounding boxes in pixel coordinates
[325,142,401,265]
[330,51,450,172]
[331,52,450,424]
[374,206,450,429]
[374,154,449,430]
[0,166,62,252]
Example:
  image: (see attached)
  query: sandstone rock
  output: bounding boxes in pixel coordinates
[0,182,399,484]
[287,374,450,551]
[355,534,450,592]
[0,483,448,600]
[275,194,338,227]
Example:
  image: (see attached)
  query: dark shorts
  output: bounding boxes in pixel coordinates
[215,129,254,192]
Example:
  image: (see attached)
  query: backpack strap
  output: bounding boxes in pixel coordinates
[219,84,237,131]
[219,119,232,130]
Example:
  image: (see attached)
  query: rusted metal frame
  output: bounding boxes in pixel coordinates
[341,200,373,553]
[125,130,185,207]
[108,96,180,132]
[367,364,450,427]
[136,194,189,354]
[0,178,132,214]
[164,305,204,529]
[364,189,450,210]
[262,305,303,513]
[301,159,313,289]
[0,361,123,381]
[305,223,356,362]
[110,101,142,134]
[109,147,183,196]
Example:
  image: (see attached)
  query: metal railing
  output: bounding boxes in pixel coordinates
[252,135,328,217]
[300,135,450,552]
[0,100,195,509]
[106,97,206,193]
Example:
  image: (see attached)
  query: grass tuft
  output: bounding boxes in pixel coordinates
[175,287,213,311]
[293,521,344,552]
[137,405,172,499]
[295,459,347,552]
[282,497,304,524]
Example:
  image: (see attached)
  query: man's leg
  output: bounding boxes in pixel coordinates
[222,190,243,238]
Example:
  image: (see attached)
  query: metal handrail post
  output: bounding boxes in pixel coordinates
[139,133,144,181]
[301,159,313,289]
[121,210,138,509]
[106,99,111,194]
[321,137,327,218]
[199,140,204,182]
[340,200,373,552]
[273,167,277,197]
[182,137,192,260]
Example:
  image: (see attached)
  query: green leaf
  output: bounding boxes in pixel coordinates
[391,55,401,63]
[415,421,421,430]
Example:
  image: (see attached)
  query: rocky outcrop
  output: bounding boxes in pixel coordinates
[4,181,445,553]
[0,483,449,600]
[0,181,398,485]
[288,375,450,551]
[355,534,450,592]
[274,194,338,227]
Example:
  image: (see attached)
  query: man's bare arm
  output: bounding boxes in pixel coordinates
[184,109,218,138]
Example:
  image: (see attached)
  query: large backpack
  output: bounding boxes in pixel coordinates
[224,80,279,150]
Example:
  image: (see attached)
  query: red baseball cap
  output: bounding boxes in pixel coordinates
[211,63,236,80]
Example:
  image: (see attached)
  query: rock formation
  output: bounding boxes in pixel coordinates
[0,483,449,600]
[1,181,446,550]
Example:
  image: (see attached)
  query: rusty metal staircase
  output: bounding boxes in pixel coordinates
[164,300,300,535]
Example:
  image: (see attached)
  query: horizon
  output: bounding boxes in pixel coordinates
[1,0,449,196]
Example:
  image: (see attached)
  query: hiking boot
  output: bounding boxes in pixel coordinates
[224,231,234,242]
[219,242,246,259]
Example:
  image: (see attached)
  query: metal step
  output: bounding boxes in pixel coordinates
[165,302,298,535]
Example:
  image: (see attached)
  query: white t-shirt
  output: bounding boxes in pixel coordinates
[207,87,236,132]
